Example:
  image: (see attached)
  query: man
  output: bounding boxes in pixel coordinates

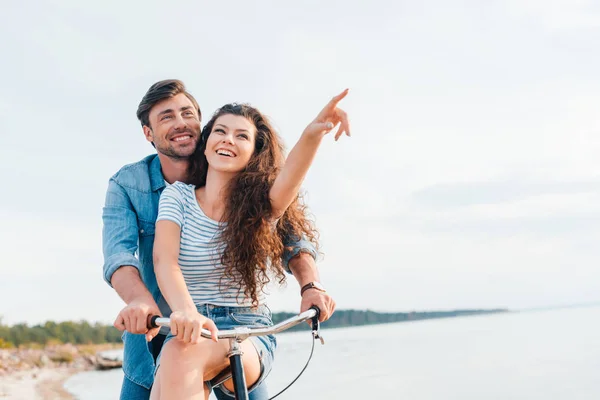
[102,79,336,400]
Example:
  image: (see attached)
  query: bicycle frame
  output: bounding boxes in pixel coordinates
[149,306,323,400]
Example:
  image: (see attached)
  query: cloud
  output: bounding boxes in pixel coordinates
[0,209,101,278]
[410,180,600,209]
[505,0,600,30]
[2,0,600,324]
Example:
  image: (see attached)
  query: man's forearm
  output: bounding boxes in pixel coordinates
[289,251,335,321]
[111,266,154,305]
[288,252,320,287]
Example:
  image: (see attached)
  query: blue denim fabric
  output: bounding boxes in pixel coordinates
[156,305,276,397]
[120,375,150,400]
[102,154,316,395]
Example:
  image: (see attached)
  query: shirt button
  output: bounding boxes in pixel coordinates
[140,229,145,233]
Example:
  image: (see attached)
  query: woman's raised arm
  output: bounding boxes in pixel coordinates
[269,89,350,219]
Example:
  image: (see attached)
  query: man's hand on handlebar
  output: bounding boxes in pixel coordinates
[113,296,162,342]
[300,289,336,323]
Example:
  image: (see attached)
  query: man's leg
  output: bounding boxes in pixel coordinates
[120,376,151,400]
[120,334,165,400]
[213,381,269,400]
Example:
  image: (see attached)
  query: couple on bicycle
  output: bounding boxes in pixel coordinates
[102,79,349,399]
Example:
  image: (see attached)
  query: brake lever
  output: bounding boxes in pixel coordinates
[309,306,325,345]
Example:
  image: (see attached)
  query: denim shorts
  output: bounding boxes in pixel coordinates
[155,303,276,397]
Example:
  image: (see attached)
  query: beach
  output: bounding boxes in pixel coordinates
[0,343,122,399]
[0,367,76,399]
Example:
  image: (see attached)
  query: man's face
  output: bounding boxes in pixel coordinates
[143,93,201,159]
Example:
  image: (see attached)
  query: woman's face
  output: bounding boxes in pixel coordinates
[204,114,257,174]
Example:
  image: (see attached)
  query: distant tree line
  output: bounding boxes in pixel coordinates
[0,309,508,347]
[0,319,122,348]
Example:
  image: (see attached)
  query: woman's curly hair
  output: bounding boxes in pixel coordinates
[188,103,319,306]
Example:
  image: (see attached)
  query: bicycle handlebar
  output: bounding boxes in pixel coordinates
[148,306,321,341]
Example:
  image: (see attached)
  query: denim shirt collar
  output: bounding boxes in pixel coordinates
[149,154,166,192]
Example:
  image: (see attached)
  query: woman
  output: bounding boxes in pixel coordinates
[151,90,350,399]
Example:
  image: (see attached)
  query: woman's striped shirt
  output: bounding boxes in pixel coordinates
[156,181,262,307]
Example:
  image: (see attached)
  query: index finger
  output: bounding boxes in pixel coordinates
[319,89,349,117]
[113,315,126,331]
[136,315,148,334]
[204,318,219,342]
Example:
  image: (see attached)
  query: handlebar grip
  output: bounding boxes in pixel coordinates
[309,305,321,320]
[148,315,160,329]
[308,306,322,337]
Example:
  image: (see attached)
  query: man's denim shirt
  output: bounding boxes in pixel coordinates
[102,154,317,389]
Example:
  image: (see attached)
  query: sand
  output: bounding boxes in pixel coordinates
[0,367,76,400]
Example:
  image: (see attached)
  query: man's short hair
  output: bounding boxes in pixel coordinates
[136,79,201,128]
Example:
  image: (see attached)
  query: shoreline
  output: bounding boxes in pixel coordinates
[0,343,122,399]
[1,366,78,400]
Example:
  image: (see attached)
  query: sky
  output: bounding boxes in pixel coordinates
[1,0,599,325]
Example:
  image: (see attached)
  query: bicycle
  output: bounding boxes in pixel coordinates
[149,306,325,400]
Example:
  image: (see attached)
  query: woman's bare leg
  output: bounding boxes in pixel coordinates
[157,338,261,400]
[220,340,261,394]
[150,372,161,400]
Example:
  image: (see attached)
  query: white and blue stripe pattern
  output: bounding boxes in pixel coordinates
[157,181,262,306]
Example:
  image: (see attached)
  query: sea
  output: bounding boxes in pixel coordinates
[64,305,600,399]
